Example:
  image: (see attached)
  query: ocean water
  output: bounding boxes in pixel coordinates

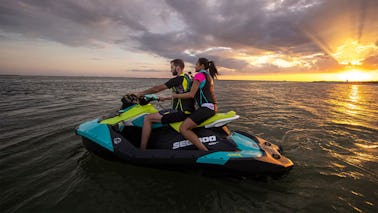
[0,75,377,213]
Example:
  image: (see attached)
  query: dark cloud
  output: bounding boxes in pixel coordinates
[133,0,329,72]
[165,0,318,51]
[0,1,304,44]
[133,31,198,60]
[0,0,154,46]
[0,34,9,39]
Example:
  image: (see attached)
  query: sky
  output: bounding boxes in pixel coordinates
[0,0,377,81]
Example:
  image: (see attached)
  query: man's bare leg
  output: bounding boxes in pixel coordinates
[140,113,162,149]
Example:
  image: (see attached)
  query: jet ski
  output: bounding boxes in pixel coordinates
[76,94,293,176]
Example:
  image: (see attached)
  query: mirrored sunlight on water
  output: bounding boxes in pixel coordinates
[0,76,377,212]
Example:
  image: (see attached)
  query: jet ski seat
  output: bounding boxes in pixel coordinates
[169,111,240,132]
[100,104,239,132]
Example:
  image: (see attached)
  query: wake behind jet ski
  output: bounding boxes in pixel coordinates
[76,94,294,176]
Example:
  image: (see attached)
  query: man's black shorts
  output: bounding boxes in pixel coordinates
[189,107,215,125]
[159,109,190,124]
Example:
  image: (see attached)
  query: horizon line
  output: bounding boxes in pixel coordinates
[1,73,378,84]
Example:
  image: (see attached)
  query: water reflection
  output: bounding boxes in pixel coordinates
[349,85,359,102]
[324,84,378,185]
[328,84,366,126]
[345,85,361,115]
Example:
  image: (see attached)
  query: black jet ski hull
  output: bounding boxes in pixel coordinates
[77,119,293,176]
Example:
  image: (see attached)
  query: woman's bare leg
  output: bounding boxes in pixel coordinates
[179,118,208,151]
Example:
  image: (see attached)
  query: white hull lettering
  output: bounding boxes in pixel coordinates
[172,136,217,149]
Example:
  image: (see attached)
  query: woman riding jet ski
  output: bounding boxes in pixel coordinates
[76,94,294,176]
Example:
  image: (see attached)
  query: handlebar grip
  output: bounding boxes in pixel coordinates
[144,94,158,101]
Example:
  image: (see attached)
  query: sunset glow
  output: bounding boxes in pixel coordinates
[332,41,377,66]
[0,0,377,81]
[338,69,372,82]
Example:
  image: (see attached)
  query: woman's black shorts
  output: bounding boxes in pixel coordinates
[189,107,216,125]
[159,109,190,124]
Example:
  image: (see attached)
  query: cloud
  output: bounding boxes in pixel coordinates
[128,69,165,73]
[1,0,377,74]
[165,0,318,50]
[132,0,332,72]
[363,55,378,69]
[0,0,174,47]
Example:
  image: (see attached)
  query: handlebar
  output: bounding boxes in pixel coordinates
[138,94,159,105]
[122,93,159,106]
[143,94,159,101]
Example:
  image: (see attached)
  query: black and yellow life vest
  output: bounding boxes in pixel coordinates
[172,73,195,114]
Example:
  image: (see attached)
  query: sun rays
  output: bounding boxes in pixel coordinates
[299,0,378,81]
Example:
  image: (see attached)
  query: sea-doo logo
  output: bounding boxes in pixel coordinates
[113,137,122,144]
[172,136,217,149]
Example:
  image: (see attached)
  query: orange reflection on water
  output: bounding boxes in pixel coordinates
[349,85,359,102]
[341,85,361,116]
[345,85,360,115]
[328,84,365,127]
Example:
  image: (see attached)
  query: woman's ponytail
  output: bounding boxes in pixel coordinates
[208,61,218,79]
[198,58,219,79]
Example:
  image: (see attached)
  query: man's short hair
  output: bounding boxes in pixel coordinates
[170,59,185,69]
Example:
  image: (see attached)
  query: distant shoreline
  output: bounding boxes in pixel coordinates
[311,80,378,84]
[0,74,377,84]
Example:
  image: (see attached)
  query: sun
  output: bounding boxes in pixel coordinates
[339,69,371,82]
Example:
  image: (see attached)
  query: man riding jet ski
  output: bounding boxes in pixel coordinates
[76,94,294,176]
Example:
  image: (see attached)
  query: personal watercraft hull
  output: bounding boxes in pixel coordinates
[76,119,293,176]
